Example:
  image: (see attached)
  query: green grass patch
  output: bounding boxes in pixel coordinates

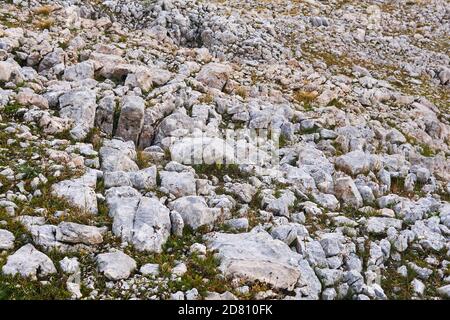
[193,163,250,182]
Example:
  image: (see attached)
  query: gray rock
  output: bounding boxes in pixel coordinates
[271,223,308,245]
[170,211,184,236]
[106,186,141,241]
[386,129,406,145]
[411,219,446,251]
[367,217,402,235]
[437,284,450,298]
[265,190,296,217]
[160,171,196,198]
[315,268,343,287]
[63,61,95,81]
[312,192,340,211]
[404,173,416,192]
[126,66,172,90]
[438,67,450,85]
[300,240,328,268]
[322,288,337,300]
[310,16,330,27]
[412,279,425,296]
[185,288,200,300]
[55,222,104,245]
[397,265,408,277]
[128,166,157,190]
[296,259,322,299]
[283,166,317,195]
[51,170,98,214]
[59,257,80,275]
[100,139,139,172]
[205,228,304,290]
[334,177,363,209]
[171,262,187,278]
[0,61,13,82]
[205,291,238,300]
[2,244,56,278]
[190,243,207,255]
[59,89,97,140]
[104,167,157,190]
[132,197,171,253]
[399,197,440,223]
[67,282,82,299]
[344,270,365,293]
[170,137,235,165]
[345,254,363,272]
[106,186,171,252]
[320,234,343,257]
[39,50,65,72]
[170,196,225,230]
[225,183,257,204]
[196,63,232,90]
[104,171,132,189]
[170,291,185,300]
[335,151,380,176]
[357,185,376,204]
[28,224,68,250]
[415,167,431,184]
[224,218,249,231]
[17,88,49,109]
[140,263,160,277]
[115,95,145,144]
[89,52,131,80]
[96,250,136,281]
[0,229,14,250]
[407,262,432,280]
[95,95,116,136]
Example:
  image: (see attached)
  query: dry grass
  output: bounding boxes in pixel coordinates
[235,86,248,100]
[33,5,55,16]
[293,90,318,103]
[199,93,214,104]
[34,18,55,30]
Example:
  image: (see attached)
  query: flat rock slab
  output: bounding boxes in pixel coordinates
[56,222,105,245]
[205,229,303,290]
[51,170,98,214]
[100,139,139,173]
[366,217,402,235]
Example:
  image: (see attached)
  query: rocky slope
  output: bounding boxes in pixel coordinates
[0,0,449,300]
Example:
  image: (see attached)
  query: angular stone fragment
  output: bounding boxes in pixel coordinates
[160,171,196,198]
[2,244,56,278]
[0,229,14,250]
[366,217,402,235]
[170,196,225,230]
[132,197,171,253]
[59,89,97,140]
[196,63,232,90]
[96,250,136,281]
[63,61,95,81]
[335,151,380,176]
[105,186,141,241]
[55,222,105,245]
[51,170,98,214]
[115,95,145,144]
[334,177,363,209]
[100,139,139,172]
